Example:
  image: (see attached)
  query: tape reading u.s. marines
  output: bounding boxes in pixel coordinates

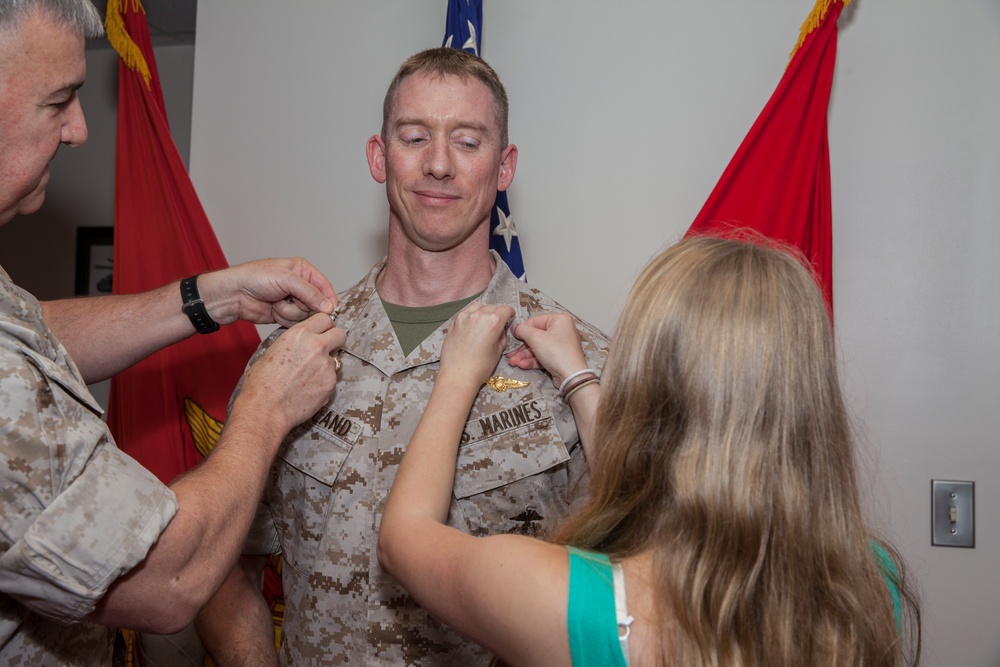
[478,399,544,437]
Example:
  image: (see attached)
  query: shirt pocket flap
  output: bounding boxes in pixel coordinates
[276,426,352,486]
[453,400,569,499]
[20,346,103,416]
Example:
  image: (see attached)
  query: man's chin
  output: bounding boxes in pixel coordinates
[1,175,48,224]
[14,190,47,219]
[0,194,44,226]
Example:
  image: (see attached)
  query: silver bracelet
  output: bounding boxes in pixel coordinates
[558,368,598,396]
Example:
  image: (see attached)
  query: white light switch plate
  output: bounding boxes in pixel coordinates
[932,480,975,548]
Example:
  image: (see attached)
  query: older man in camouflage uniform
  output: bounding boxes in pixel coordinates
[198,48,610,665]
[0,2,346,664]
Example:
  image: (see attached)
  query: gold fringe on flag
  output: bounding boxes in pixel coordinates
[788,0,853,63]
[118,628,140,667]
[104,0,152,90]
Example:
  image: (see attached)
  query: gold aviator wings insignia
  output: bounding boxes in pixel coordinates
[485,375,530,392]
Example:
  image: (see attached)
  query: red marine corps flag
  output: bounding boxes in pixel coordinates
[104,0,259,485]
[687,0,850,313]
[105,0,266,661]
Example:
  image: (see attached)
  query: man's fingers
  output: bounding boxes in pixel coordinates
[326,326,348,352]
[287,311,338,335]
[304,311,334,331]
[292,258,338,308]
[271,296,311,324]
[282,275,336,315]
[281,314,346,366]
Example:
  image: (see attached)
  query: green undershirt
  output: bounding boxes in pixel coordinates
[381,292,483,356]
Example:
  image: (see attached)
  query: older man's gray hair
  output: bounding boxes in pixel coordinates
[0,0,104,38]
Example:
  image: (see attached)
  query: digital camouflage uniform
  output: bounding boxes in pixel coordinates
[244,254,609,665]
[0,268,178,666]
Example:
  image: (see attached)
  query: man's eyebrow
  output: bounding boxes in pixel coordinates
[392,117,492,136]
[454,121,491,136]
[44,81,83,101]
[391,117,425,131]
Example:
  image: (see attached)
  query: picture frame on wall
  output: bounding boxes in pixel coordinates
[75,227,114,296]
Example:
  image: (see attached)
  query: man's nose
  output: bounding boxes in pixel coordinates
[61,97,88,147]
[423,137,455,179]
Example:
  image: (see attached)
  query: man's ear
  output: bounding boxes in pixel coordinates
[496,143,518,192]
[367,135,387,184]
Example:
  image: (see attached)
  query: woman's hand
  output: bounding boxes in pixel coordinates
[508,313,589,389]
[439,302,516,394]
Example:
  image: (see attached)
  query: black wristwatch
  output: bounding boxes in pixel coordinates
[180,275,221,334]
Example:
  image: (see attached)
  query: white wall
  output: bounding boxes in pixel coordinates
[190,2,1000,664]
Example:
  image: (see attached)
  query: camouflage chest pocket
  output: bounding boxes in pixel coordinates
[452,397,573,538]
[270,411,360,573]
[20,346,103,416]
[17,348,108,488]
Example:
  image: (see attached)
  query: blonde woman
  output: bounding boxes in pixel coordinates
[378,236,920,666]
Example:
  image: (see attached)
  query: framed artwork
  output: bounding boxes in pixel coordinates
[75,227,114,296]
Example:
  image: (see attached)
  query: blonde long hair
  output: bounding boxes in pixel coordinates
[556,236,920,666]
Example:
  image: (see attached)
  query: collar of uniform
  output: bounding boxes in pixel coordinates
[478,250,528,355]
[331,256,385,336]
[334,251,526,376]
[331,257,401,375]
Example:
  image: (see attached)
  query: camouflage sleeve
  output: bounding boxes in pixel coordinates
[564,316,609,489]
[0,347,177,623]
[550,313,611,455]
[233,329,282,556]
[243,497,281,556]
[575,316,612,377]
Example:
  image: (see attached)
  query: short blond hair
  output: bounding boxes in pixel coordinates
[381,47,509,148]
